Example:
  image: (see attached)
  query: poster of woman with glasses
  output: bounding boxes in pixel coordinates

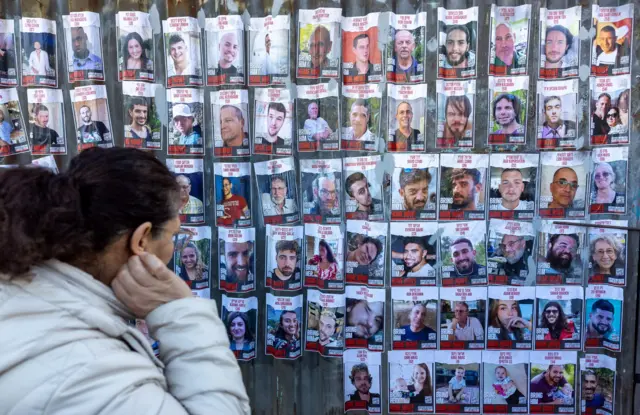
[590,147,627,215]
[590,75,630,146]
[538,151,588,219]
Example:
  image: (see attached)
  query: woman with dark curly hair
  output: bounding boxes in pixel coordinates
[540,301,576,340]
[0,147,249,413]
[226,311,254,353]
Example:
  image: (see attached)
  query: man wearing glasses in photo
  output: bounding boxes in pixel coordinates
[548,167,578,209]
[309,174,339,216]
[496,234,530,278]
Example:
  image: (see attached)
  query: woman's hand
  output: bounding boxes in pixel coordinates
[111,252,193,318]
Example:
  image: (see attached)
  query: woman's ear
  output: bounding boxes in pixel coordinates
[129,221,153,255]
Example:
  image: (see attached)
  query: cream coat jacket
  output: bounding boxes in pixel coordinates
[0,260,251,415]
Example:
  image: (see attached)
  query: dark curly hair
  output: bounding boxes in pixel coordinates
[0,147,181,276]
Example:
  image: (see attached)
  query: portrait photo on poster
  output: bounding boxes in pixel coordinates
[440,221,487,286]
[219,227,256,293]
[539,6,581,79]
[253,88,293,156]
[539,151,588,219]
[344,220,387,287]
[305,289,345,357]
[248,15,290,86]
[536,220,585,286]
[172,225,211,294]
[206,15,244,86]
[0,88,29,156]
[167,88,204,156]
[296,82,340,152]
[439,287,487,350]
[483,351,529,412]
[214,161,252,228]
[439,153,488,221]
[536,79,579,150]
[344,349,382,413]
[388,350,435,413]
[590,75,630,146]
[489,5,531,76]
[303,223,344,291]
[591,4,633,76]
[434,350,482,413]
[212,89,250,157]
[265,225,303,291]
[27,88,66,155]
[389,221,438,287]
[163,17,203,87]
[71,85,113,152]
[255,157,300,225]
[221,295,258,362]
[529,351,577,414]
[488,153,538,221]
[20,18,57,88]
[297,8,342,79]
[387,84,426,152]
[391,287,438,351]
[386,12,426,84]
[535,286,583,350]
[167,158,205,225]
[584,285,622,352]
[486,286,535,350]
[488,76,528,145]
[437,7,479,79]
[588,220,627,286]
[487,219,536,286]
[436,80,475,149]
[345,285,385,352]
[266,293,303,360]
[590,147,627,215]
[580,354,616,415]
[122,82,162,151]
[342,13,383,85]
[0,19,18,87]
[63,12,104,83]
[341,84,381,152]
[343,155,384,222]
[117,12,154,82]
[391,153,439,221]
[300,158,343,224]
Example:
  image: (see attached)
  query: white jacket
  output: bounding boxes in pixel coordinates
[0,260,251,415]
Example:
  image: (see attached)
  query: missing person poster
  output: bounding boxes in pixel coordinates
[590,147,627,215]
[590,75,631,146]
[529,351,577,414]
[436,79,475,149]
[483,351,529,413]
[591,4,633,76]
[386,12,426,84]
[391,153,438,221]
[489,5,531,76]
[167,87,204,155]
[341,83,382,152]
[206,15,244,86]
[297,8,342,79]
[265,224,303,291]
[539,6,581,79]
[20,17,57,87]
[221,295,258,361]
[434,350,482,413]
[122,81,161,150]
[390,221,438,287]
[173,225,211,297]
[488,153,538,220]
[387,83,426,152]
[253,87,293,156]
[536,220,585,285]
[488,75,528,145]
[344,349,382,413]
[212,89,250,157]
[437,7,479,79]
[301,158,342,224]
[0,19,18,87]
[71,85,113,152]
[588,219,627,286]
[440,153,488,221]
[392,287,438,351]
[584,285,622,352]
[296,82,340,152]
[219,227,256,293]
[487,286,535,350]
[343,155,384,221]
[63,12,104,83]
[580,354,616,415]
[345,285,385,352]
[440,221,487,286]
[303,223,344,291]
[345,220,387,287]
[539,151,588,219]
[536,79,580,149]
[254,157,300,225]
[163,16,203,87]
[342,13,383,85]
[166,158,204,224]
[305,289,345,357]
[214,161,252,228]
[266,293,303,360]
[248,15,289,86]
[388,350,435,413]
[439,286,487,350]
[487,219,535,286]
[117,11,154,82]
[27,88,66,155]
[535,286,583,350]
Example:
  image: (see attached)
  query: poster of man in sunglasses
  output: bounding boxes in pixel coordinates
[539,6,581,79]
[591,4,633,77]
[391,153,438,221]
[440,153,488,221]
[303,223,345,291]
[391,287,438,350]
[390,221,438,287]
[343,155,384,221]
[255,157,300,225]
[489,153,538,221]
[436,79,475,149]
[587,220,627,287]
[489,5,531,76]
[535,286,583,350]
[487,219,535,286]
[439,286,486,350]
[590,75,630,146]
[305,289,345,357]
[536,220,585,286]
[539,151,588,219]
[301,158,343,224]
[488,76,528,145]
[437,7,478,79]
[590,147,627,215]
[486,286,535,350]
[345,220,387,287]
[388,83,426,152]
[440,221,487,286]
[536,79,579,150]
[265,224,303,291]
[345,285,385,352]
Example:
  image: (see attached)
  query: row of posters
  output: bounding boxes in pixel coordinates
[1,76,631,156]
[211,285,622,357]
[0,5,631,88]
